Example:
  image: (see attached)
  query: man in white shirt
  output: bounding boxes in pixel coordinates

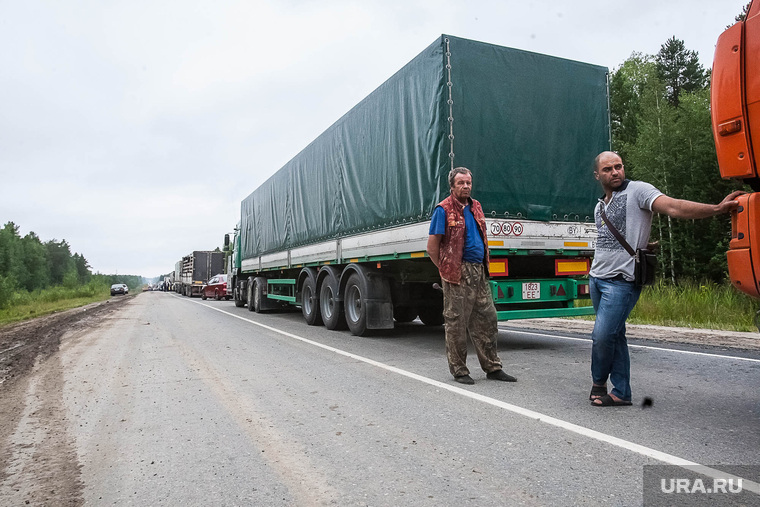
[589,151,743,407]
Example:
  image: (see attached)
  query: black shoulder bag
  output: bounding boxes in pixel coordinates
[600,208,656,287]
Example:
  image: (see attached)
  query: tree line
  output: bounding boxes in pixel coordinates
[0,222,91,291]
[0,221,142,308]
[608,3,751,283]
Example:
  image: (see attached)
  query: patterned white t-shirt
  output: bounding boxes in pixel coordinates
[590,180,663,281]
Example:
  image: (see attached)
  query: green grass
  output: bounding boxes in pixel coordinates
[575,279,759,332]
[0,281,114,327]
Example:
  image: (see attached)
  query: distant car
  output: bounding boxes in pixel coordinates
[111,283,129,296]
[201,274,229,300]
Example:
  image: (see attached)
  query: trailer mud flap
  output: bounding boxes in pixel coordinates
[361,272,394,330]
[342,266,395,333]
[365,300,394,330]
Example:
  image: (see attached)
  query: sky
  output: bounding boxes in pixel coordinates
[0,0,751,279]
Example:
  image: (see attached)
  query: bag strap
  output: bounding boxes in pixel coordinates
[600,207,636,256]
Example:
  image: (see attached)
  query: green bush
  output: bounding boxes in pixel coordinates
[62,270,79,289]
[0,275,17,309]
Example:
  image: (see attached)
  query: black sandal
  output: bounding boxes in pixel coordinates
[589,384,607,401]
[591,394,632,407]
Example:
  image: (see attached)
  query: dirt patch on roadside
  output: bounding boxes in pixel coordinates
[0,295,134,506]
[0,296,133,388]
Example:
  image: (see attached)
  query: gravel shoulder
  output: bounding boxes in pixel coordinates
[0,295,134,506]
[502,318,760,351]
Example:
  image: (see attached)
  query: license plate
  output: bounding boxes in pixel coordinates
[522,282,540,300]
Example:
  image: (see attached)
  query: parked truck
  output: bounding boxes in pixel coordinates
[163,274,174,292]
[226,34,610,335]
[711,0,760,301]
[176,251,224,297]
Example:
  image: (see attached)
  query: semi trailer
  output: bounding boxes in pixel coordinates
[176,251,224,297]
[227,34,610,336]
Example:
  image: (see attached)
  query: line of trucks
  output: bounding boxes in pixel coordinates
[167,13,760,334]
[164,251,225,297]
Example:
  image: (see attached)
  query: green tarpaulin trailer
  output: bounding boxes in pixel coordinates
[229,34,609,336]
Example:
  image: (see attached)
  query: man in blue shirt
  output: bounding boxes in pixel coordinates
[427,167,516,385]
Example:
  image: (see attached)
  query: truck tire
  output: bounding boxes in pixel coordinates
[246,277,256,312]
[234,286,245,307]
[301,272,322,326]
[344,273,369,336]
[319,270,346,330]
[418,306,444,326]
[253,277,267,313]
[393,306,417,323]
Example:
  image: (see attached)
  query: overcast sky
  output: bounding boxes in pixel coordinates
[0,0,750,279]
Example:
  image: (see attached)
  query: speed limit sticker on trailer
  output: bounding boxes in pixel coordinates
[522,282,540,300]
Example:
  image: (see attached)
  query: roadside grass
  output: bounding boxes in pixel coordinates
[0,281,114,327]
[576,279,759,332]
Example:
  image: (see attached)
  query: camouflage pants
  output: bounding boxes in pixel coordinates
[442,262,502,377]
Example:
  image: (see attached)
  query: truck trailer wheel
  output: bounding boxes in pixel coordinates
[233,286,245,307]
[246,277,256,312]
[344,273,369,336]
[253,277,268,313]
[301,273,322,326]
[319,270,346,330]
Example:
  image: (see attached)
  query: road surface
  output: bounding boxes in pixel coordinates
[1,292,759,505]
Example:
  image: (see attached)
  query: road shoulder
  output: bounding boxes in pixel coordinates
[501,318,760,351]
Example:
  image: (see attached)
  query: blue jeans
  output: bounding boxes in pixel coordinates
[589,275,642,401]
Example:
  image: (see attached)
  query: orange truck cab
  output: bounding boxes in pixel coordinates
[711,0,760,297]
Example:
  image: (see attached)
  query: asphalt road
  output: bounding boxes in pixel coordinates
[5,292,760,506]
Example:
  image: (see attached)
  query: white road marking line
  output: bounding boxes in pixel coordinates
[502,328,760,363]
[187,298,760,495]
